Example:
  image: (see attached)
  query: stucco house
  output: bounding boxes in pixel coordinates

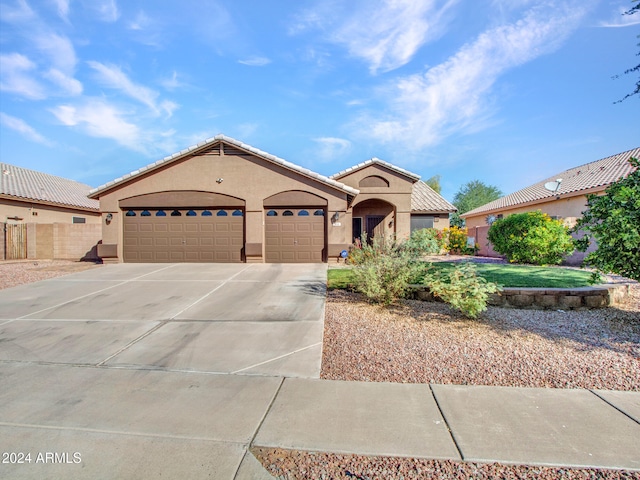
[1,163,101,261]
[89,134,455,264]
[461,147,639,261]
[1,162,100,224]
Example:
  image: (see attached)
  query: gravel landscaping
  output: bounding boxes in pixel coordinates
[0,260,101,290]
[254,447,640,480]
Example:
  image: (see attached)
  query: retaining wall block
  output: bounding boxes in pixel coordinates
[559,295,583,309]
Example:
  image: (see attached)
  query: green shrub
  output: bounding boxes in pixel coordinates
[487,211,574,265]
[350,235,424,305]
[424,263,502,318]
[404,228,447,256]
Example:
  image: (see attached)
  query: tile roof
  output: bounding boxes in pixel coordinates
[462,147,640,218]
[1,163,99,211]
[331,157,422,182]
[89,134,360,198]
[411,181,457,213]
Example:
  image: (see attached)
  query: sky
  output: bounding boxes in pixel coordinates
[0,0,638,203]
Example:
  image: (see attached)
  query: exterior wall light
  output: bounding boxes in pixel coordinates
[216,178,224,184]
[331,212,339,223]
[105,213,113,224]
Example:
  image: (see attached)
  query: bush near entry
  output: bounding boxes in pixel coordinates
[404,228,447,256]
[348,234,425,305]
[487,211,574,265]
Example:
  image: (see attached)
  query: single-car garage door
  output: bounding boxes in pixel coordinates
[265,208,325,263]
[123,208,244,262]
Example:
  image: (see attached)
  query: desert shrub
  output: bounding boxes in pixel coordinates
[487,211,574,265]
[424,262,502,318]
[350,235,425,305]
[404,228,446,256]
[443,226,473,254]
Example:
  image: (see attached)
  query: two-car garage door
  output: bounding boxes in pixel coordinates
[123,208,243,262]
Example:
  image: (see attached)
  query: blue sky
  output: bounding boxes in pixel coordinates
[1,0,638,202]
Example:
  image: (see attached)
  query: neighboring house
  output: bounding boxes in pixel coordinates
[1,163,102,261]
[461,147,639,262]
[89,134,455,264]
[1,162,100,224]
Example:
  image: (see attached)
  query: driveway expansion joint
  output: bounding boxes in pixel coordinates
[588,389,640,426]
[429,383,465,461]
[96,320,170,366]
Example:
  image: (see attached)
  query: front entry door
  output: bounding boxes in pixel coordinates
[365,215,384,243]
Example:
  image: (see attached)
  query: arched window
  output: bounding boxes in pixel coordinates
[298,210,309,216]
[202,210,212,216]
[186,210,197,216]
[171,210,182,216]
[359,175,389,188]
[232,210,243,217]
[141,210,151,216]
[283,210,294,216]
[266,210,278,216]
[217,210,228,216]
[125,210,136,216]
[156,210,167,216]
[314,210,325,216]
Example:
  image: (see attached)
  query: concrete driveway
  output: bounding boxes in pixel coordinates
[0,263,327,479]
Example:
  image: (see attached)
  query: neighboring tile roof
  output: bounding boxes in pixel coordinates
[89,134,360,198]
[411,181,457,213]
[331,157,422,182]
[1,163,99,211]
[462,147,640,218]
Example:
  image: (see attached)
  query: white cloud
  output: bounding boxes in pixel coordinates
[51,0,70,21]
[599,7,640,27]
[160,71,185,90]
[0,53,46,99]
[33,32,77,73]
[88,61,164,114]
[313,137,352,161]
[238,56,272,67]
[45,68,83,96]
[0,0,35,23]
[128,10,150,30]
[0,112,52,145]
[357,2,590,149]
[51,98,142,151]
[293,0,458,74]
[92,0,119,22]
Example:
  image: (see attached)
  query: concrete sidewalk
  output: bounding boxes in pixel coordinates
[1,366,638,479]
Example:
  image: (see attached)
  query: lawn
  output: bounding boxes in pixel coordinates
[327,262,597,289]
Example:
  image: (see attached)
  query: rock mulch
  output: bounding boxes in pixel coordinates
[253,447,640,480]
[0,260,101,290]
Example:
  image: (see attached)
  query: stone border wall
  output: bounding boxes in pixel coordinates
[410,284,631,310]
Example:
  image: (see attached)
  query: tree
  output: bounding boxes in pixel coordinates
[615,0,639,102]
[573,157,640,281]
[450,180,502,227]
[424,175,442,194]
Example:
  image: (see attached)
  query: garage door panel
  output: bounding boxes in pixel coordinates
[123,208,244,263]
[265,208,325,263]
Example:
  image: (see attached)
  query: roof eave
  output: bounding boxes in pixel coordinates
[0,193,100,213]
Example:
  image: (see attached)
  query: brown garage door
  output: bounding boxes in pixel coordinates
[123,208,244,263]
[265,208,325,263]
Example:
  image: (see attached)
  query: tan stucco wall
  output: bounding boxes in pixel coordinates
[464,194,592,229]
[96,148,351,262]
[1,198,101,224]
[336,164,415,241]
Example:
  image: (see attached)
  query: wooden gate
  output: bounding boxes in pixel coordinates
[4,223,27,260]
